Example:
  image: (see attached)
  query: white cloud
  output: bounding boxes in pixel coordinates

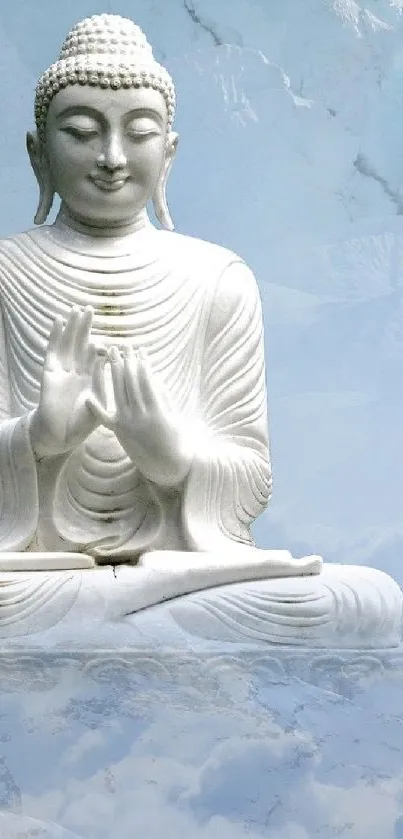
[306,774,403,839]
[15,699,403,839]
[61,729,106,767]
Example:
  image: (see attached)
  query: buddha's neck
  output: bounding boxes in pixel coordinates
[56,206,153,238]
[49,207,158,258]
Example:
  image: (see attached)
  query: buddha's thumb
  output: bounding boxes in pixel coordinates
[86,395,114,428]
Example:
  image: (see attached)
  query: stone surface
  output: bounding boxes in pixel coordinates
[1,559,401,650]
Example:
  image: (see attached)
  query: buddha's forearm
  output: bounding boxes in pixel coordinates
[0,411,39,551]
[122,433,194,489]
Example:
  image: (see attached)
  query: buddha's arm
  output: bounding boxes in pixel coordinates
[0,299,108,554]
[182,259,272,551]
[0,301,39,550]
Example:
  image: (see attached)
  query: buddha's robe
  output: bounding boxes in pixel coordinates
[0,223,272,560]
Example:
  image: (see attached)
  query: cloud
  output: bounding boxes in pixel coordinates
[11,693,402,839]
[61,730,105,767]
[0,811,84,838]
[306,775,403,839]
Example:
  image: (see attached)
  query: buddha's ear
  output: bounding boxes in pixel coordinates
[164,131,179,179]
[152,131,178,231]
[26,131,55,225]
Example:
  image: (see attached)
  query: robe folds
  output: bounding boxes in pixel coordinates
[0,221,272,560]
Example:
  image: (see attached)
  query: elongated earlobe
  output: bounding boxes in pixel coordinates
[33,176,55,226]
[26,132,55,225]
[152,132,178,232]
[153,178,174,231]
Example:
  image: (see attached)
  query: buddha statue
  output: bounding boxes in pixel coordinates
[0,13,319,574]
[0,15,401,648]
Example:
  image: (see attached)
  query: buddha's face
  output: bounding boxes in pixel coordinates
[42,84,173,228]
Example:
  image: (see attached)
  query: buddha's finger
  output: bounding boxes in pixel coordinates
[59,306,80,369]
[137,355,156,410]
[80,342,96,373]
[74,306,94,362]
[85,394,115,428]
[108,346,126,407]
[123,346,143,410]
[137,349,167,411]
[92,356,107,405]
[45,316,63,367]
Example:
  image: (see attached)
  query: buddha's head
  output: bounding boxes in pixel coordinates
[27,14,178,231]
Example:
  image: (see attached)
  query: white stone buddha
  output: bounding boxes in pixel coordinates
[0,14,400,649]
[0,14,318,571]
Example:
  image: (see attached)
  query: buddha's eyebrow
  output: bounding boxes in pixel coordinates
[55,105,102,121]
[124,108,164,126]
[55,105,164,126]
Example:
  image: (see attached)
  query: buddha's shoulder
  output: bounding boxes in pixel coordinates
[0,228,39,261]
[160,231,258,299]
[159,230,243,269]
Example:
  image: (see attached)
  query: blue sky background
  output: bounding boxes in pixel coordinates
[1,1,403,836]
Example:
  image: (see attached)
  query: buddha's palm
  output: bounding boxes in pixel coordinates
[87,346,193,487]
[30,306,106,458]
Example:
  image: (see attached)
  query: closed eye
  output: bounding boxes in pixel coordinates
[125,129,160,141]
[61,127,99,141]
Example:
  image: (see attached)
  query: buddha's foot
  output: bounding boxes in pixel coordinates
[0,552,95,571]
[138,548,323,577]
[123,562,403,649]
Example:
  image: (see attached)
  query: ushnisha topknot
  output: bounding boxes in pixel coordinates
[34,14,176,143]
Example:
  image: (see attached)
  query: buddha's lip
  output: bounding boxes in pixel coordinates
[91,176,129,191]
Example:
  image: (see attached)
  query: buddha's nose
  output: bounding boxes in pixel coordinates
[97,133,127,171]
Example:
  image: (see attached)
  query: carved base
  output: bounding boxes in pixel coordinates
[0,552,401,648]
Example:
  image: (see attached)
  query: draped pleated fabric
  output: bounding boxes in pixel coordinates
[0,224,272,560]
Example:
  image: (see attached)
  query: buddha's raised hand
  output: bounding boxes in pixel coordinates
[30,306,107,458]
[86,346,193,487]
